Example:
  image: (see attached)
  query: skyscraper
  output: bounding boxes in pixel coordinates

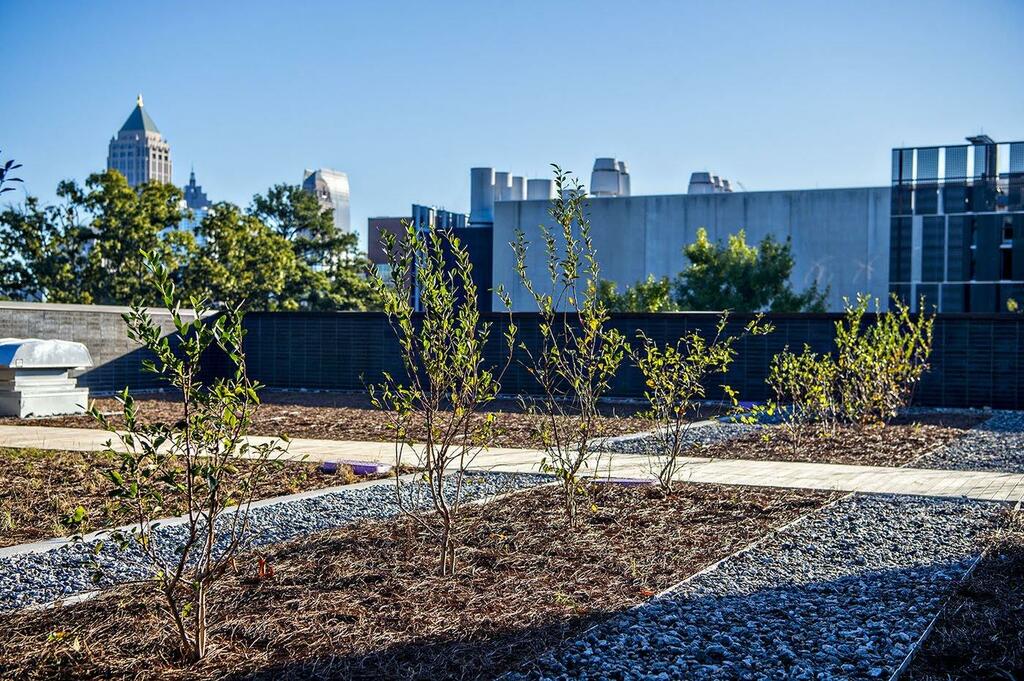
[107,94,172,186]
[180,168,212,241]
[182,168,211,214]
[301,168,351,235]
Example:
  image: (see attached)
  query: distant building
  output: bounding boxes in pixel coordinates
[182,168,211,214]
[367,216,407,282]
[411,204,467,231]
[890,136,1024,312]
[179,169,212,241]
[107,94,172,186]
[367,205,486,312]
[482,159,886,312]
[302,168,351,236]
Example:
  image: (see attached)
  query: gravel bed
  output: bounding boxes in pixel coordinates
[507,493,1005,680]
[914,411,1024,473]
[0,472,548,612]
[598,422,760,456]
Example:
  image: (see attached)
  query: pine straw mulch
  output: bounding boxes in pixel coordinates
[703,412,987,468]
[0,447,370,548]
[0,391,677,449]
[905,510,1024,681]
[0,483,835,680]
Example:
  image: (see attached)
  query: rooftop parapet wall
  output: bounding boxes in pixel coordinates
[1,304,1021,409]
[0,302,203,394]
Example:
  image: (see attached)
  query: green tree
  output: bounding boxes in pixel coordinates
[597,274,676,312]
[0,170,191,304]
[674,228,828,312]
[186,203,303,310]
[250,183,378,310]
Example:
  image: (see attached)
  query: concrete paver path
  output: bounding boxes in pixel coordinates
[1,424,1022,504]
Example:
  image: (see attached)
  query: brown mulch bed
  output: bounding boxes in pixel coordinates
[0,447,370,548]
[0,391,686,448]
[0,483,835,680]
[905,510,1024,680]
[705,412,987,467]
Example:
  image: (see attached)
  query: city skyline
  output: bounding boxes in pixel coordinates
[2,0,1023,244]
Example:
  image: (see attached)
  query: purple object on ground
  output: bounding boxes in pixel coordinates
[319,460,390,476]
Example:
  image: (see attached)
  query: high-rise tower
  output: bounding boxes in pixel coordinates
[107,94,172,186]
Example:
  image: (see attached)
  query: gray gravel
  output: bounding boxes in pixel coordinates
[915,410,1024,473]
[598,422,760,457]
[507,493,1005,681]
[0,471,547,612]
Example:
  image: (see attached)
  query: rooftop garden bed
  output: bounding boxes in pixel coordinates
[0,483,834,680]
[0,447,376,549]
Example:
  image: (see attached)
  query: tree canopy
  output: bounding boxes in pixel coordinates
[599,228,829,313]
[675,228,827,312]
[0,170,379,310]
[0,170,190,305]
[597,274,676,312]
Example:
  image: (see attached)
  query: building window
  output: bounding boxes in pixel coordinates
[1002,248,1013,280]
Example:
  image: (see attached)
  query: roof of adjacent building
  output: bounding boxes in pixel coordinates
[119,94,160,134]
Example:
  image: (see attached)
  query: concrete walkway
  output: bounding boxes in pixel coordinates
[2,424,1023,504]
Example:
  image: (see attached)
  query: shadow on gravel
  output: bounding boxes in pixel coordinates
[500,558,986,681]
[201,557,985,681]
[227,613,610,681]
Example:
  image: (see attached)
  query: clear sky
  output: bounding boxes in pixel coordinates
[2,0,1022,249]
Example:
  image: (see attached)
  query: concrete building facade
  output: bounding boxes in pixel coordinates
[491,186,890,312]
[106,95,172,186]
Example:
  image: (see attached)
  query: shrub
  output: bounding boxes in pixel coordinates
[764,294,934,440]
[92,252,286,662]
[632,313,772,491]
[766,345,838,451]
[833,294,934,424]
[505,165,627,526]
[369,222,515,576]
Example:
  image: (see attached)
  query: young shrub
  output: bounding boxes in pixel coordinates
[833,294,934,424]
[368,222,515,576]
[632,313,772,492]
[92,253,285,663]
[766,345,838,452]
[504,166,627,526]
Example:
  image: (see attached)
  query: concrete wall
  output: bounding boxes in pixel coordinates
[491,187,891,311]
[0,301,199,393]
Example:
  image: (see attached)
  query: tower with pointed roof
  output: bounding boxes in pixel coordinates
[106,94,172,186]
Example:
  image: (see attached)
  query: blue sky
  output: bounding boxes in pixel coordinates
[2,0,1022,248]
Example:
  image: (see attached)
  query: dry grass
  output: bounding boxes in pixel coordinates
[705,412,986,467]
[0,447,367,548]
[0,483,835,680]
[0,391,696,448]
[905,510,1024,681]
